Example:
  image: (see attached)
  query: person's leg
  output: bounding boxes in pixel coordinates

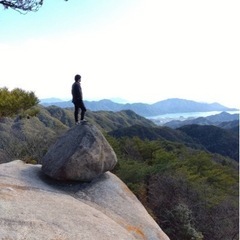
[74,104,79,123]
[79,101,86,120]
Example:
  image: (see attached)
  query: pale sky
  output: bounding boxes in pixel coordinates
[0,0,239,108]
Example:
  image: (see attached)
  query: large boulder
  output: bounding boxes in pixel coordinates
[41,122,117,181]
[0,160,170,240]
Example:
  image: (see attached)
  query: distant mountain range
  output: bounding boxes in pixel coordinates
[40,98,238,117]
[163,112,239,129]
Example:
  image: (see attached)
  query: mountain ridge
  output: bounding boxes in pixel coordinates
[0,106,238,163]
[40,98,237,117]
[163,111,239,128]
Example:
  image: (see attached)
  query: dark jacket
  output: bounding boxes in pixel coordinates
[71,82,83,103]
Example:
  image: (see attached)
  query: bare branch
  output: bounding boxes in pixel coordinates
[1,0,45,13]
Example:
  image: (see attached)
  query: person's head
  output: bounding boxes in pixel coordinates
[74,74,81,82]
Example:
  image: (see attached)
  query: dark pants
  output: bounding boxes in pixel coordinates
[74,100,86,122]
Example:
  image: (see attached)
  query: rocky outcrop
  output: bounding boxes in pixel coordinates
[0,160,169,240]
[0,123,170,239]
[42,122,118,181]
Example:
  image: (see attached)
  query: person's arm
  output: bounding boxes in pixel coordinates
[78,84,83,100]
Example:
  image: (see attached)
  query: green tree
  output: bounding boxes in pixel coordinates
[165,203,203,240]
[0,87,39,117]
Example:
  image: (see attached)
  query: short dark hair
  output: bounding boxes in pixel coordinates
[75,74,81,82]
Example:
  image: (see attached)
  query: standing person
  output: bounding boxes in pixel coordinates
[71,74,87,124]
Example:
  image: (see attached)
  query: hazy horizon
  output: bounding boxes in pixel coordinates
[40,96,238,109]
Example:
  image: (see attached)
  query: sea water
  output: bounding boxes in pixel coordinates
[148,110,239,125]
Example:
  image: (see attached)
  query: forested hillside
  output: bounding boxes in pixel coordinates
[109,124,239,161]
[108,136,238,240]
[0,104,238,240]
[178,124,239,161]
